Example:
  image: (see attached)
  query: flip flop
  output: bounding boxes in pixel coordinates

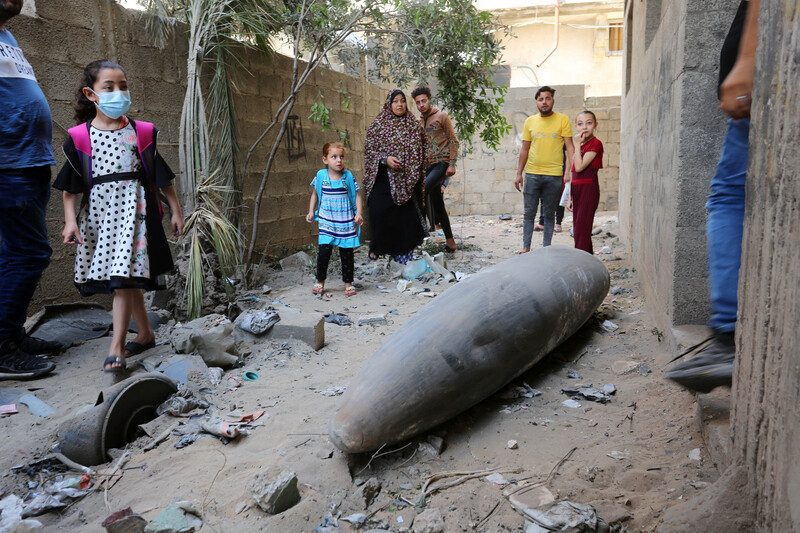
[312,283,325,295]
[345,286,357,297]
[103,355,127,373]
[124,340,156,356]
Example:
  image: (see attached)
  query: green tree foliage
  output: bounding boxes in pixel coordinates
[140,0,510,284]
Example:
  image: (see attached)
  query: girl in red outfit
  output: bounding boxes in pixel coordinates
[569,111,604,254]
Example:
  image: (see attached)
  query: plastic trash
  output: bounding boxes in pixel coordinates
[559,182,571,207]
[600,320,619,333]
[498,214,512,220]
[523,500,604,533]
[402,259,430,280]
[0,494,43,531]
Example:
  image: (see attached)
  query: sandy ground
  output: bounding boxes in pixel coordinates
[0,212,721,533]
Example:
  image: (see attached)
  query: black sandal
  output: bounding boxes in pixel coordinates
[103,356,127,373]
[124,340,155,356]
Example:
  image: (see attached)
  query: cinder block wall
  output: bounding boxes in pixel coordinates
[619,0,738,329]
[8,0,387,308]
[451,86,620,217]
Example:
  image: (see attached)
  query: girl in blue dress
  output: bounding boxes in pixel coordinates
[306,142,363,296]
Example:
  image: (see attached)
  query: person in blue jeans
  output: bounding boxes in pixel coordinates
[0,0,61,380]
[667,0,759,393]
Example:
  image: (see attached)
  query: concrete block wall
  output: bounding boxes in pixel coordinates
[9,0,187,308]
[8,0,388,308]
[619,0,738,329]
[451,86,620,217]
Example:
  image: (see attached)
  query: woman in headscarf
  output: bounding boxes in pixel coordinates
[364,89,428,264]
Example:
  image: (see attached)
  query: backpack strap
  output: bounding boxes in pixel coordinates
[67,122,94,212]
[313,169,326,219]
[129,119,164,217]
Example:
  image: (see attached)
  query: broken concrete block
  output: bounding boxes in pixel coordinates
[426,435,445,455]
[413,508,445,533]
[190,322,239,368]
[357,314,387,326]
[266,311,324,351]
[279,251,312,271]
[248,467,300,514]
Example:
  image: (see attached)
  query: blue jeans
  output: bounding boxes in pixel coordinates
[706,119,749,333]
[0,167,52,341]
[523,173,561,248]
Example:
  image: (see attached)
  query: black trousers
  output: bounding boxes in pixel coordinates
[538,203,565,225]
[316,244,354,283]
[424,162,453,240]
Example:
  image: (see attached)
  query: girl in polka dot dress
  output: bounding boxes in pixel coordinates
[54,61,184,373]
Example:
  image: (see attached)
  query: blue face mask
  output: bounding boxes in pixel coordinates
[88,88,131,120]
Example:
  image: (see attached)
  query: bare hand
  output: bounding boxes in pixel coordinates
[306,212,315,223]
[171,213,185,236]
[62,222,83,245]
[354,213,364,226]
[514,174,523,192]
[719,60,754,119]
[445,165,456,177]
[386,156,402,170]
[567,198,573,211]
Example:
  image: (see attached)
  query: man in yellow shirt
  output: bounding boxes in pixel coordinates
[515,86,574,251]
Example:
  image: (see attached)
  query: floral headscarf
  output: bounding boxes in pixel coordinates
[363,89,426,205]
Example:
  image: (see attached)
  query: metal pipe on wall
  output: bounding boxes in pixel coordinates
[536,0,560,68]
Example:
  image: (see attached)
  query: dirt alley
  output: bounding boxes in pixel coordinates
[0,212,722,532]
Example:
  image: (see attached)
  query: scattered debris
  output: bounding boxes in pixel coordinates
[689,448,702,461]
[498,214,512,220]
[600,320,619,333]
[357,314,387,326]
[234,310,280,335]
[0,494,43,531]
[562,399,581,409]
[356,477,382,509]
[690,481,711,490]
[22,475,92,517]
[101,507,147,533]
[18,394,55,418]
[0,404,18,415]
[522,500,603,533]
[414,507,445,533]
[144,501,202,533]
[248,467,301,514]
[426,435,445,454]
[279,251,312,271]
[567,370,582,379]
[485,473,509,485]
[340,513,367,527]
[243,371,260,381]
[611,361,640,375]
[324,313,352,326]
[316,386,346,397]
[606,450,630,460]
[561,384,616,404]
[507,440,519,450]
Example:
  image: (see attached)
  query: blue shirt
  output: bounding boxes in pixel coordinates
[0,28,55,170]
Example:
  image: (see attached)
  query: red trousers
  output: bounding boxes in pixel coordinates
[571,179,599,254]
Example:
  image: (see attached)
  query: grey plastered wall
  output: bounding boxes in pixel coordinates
[451,85,620,217]
[619,0,738,329]
[730,3,800,528]
[7,0,388,310]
